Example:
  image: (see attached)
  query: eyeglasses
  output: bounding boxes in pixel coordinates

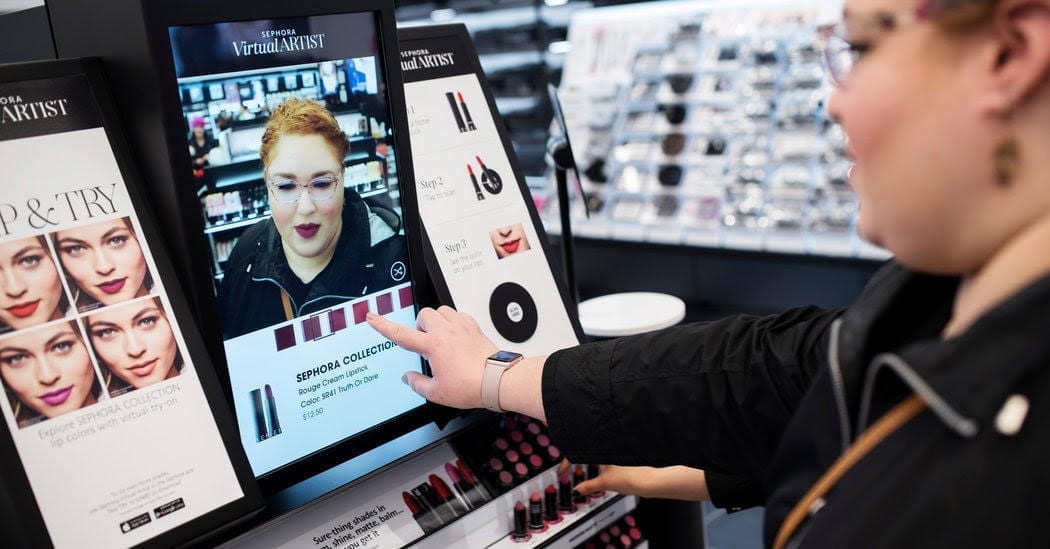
[267,175,340,204]
[819,0,983,87]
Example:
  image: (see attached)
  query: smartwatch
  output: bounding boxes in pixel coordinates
[481,351,524,413]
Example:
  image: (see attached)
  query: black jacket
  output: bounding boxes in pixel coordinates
[543,262,1050,547]
[217,191,406,339]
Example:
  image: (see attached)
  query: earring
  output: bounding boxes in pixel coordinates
[993,136,1019,187]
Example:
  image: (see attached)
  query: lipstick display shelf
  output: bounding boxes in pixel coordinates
[547,0,891,262]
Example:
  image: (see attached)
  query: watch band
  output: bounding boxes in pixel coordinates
[481,359,506,413]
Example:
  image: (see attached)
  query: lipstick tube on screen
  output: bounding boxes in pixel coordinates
[446,92,467,132]
[265,384,281,437]
[458,91,476,131]
[250,388,268,442]
[445,463,477,510]
[404,491,441,534]
[430,473,468,516]
[476,155,503,194]
[457,459,491,504]
[415,482,456,524]
[468,164,484,200]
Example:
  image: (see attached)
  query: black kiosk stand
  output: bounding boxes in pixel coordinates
[43,1,648,547]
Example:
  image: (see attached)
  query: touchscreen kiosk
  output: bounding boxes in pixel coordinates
[47,0,434,490]
[164,13,427,480]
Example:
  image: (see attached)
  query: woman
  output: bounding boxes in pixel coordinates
[0,236,70,334]
[489,224,531,259]
[188,115,219,168]
[85,297,181,396]
[369,1,1050,546]
[217,98,406,339]
[0,321,102,427]
[53,217,153,312]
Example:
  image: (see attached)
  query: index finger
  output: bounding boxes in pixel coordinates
[366,312,430,354]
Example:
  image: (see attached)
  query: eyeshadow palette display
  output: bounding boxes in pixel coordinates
[452,413,567,498]
[546,0,890,260]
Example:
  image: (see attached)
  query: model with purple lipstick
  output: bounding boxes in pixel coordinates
[217,98,407,339]
[0,236,71,335]
[85,297,182,396]
[53,217,153,313]
[0,321,102,427]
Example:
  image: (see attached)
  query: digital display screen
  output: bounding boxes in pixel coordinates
[167,12,424,476]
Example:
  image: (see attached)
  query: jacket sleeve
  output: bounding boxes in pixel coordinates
[542,305,843,479]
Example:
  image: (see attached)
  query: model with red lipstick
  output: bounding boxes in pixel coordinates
[85,297,182,397]
[217,98,407,339]
[53,217,153,313]
[368,1,1050,545]
[0,321,102,428]
[489,224,531,260]
[0,236,71,335]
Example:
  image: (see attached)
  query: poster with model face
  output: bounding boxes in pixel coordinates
[398,30,580,355]
[0,73,244,546]
[167,13,424,476]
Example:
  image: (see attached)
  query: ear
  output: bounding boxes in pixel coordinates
[982,0,1050,114]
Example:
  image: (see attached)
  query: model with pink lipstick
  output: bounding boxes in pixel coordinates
[52,217,154,313]
[0,321,102,428]
[0,236,71,335]
[85,297,181,397]
[217,98,407,339]
[489,224,532,260]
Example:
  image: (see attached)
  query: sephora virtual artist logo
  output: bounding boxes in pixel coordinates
[400,48,456,71]
[232,28,328,56]
[0,95,71,124]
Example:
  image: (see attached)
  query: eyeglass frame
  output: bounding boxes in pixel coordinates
[266,173,342,204]
[817,0,983,87]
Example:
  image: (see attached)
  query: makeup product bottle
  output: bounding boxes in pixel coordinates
[558,474,576,514]
[458,91,476,131]
[446,92,467,132]
[264,384,281,437]
[429,474,468,516]
[250,388,268,442]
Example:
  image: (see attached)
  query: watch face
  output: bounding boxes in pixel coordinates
[490,351,524,363]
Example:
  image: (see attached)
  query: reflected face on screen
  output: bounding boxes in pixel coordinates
[490,224,531,259]
[0,237,65,330]
[0,322,97,418]
[266,134,345,264]
[87,299,179,389]
[55,219,149,306]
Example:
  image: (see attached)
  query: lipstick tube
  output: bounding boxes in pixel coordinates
[446,92,467,132]
[264,384,281,437]
[413,483,455,525]
[457,459,491,505]
[430,473,469,516]
[543,484,561,524]
[558,474,576,514]
[573,466,589,504]
[250,388,268,442]
[511,501,531,542]
[528,491,546,532]
[468,164,485,200]
[404,491,441,534]
[444,463,476,511]
[587,463,606,498]
[458,91,476,131]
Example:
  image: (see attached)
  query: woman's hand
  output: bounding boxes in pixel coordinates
[572,464,710,502]
[366,306,498,409]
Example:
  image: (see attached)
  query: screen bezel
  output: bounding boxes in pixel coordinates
[140,0,441,494]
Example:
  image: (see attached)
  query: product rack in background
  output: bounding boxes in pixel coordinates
[545,0,888,261]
